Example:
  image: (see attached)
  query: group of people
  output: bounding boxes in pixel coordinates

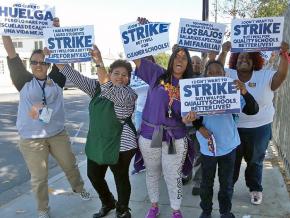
[2,16,289,218]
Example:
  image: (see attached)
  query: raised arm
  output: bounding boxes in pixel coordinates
[133,58,141,69]
[133,17,149,69]
[91,45,110,85]
[271,41,289,91]
[134,58,164,86]
[2,36,32,91]
[57,64,99,98]
[217,41,231,66]
[48,64,66,88]
[2,36,17,59]
[43,47,99,97]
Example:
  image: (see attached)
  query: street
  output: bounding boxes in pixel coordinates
[0,89,90,206]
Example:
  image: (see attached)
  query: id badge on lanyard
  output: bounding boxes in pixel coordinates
[37,78,53,124]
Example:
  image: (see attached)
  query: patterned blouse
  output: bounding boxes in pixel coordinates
[61,64,137,151]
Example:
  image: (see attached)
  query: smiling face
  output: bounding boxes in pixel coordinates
[206,62,225,77]
[172,50,188,79]
[30,53,49,80]
[109,66,129,86]
[236,52,253,72]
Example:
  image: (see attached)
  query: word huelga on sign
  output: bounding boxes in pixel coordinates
[0,6,53,20]
[0,2,55,37]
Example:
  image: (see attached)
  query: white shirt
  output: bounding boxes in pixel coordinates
[227,69,275,128]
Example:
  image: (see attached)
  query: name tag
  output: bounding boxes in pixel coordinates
[248,82,256,88]
[39,107,53,124]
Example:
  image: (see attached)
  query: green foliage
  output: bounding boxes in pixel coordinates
[216,0,288,18]
[254,0,288,17]
[154,53,170,68]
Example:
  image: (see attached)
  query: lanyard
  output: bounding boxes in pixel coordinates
[36,79,47,106]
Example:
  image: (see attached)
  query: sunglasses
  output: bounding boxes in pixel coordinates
[30,60,50,66]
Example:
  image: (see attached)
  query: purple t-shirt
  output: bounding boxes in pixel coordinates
[135,59,186,140]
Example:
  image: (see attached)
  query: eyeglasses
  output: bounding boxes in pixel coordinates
[111,72,129,78]
[30,61,50,66]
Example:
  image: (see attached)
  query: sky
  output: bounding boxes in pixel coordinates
[45,0,205,57]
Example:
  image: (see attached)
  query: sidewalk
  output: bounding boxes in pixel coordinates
[1,148,290,218]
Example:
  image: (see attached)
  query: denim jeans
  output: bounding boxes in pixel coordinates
[233,123,272,192]
[200,149,236,215]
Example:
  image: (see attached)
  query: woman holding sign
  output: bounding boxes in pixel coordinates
[194,60,258,218]
[1,35,90,218]
[52,45,137,218]
[133,19,196,218]
[221,41,289,205]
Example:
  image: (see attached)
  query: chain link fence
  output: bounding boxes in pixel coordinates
[272,5,290,177]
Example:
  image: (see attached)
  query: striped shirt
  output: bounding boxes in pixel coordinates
[61,64,137,151]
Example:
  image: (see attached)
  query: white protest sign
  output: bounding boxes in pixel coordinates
[120,21,170,60]
[177,18,226,53]
[44,25,94,63]
[180,77,241,116]
[231,17,284,52]
[0,1,55,37]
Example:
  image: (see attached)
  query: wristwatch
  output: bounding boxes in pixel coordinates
[95,62,104,68]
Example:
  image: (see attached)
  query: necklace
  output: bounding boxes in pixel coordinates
[160,75,180,118]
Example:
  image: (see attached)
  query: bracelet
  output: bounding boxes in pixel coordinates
[95,62,104,68]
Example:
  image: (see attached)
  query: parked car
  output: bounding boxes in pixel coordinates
[64,79,76,90]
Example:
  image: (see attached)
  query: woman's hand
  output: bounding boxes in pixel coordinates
[280,41,289,60]
[182,111,197,124]
[280,41,289,54]
[90,45,103,65]
[132,17,150,67]
[234,79,247,95]
[137,17,149,24]
[199,126,211,139]
[43,47,65,70]
[217,41,231,65]
[221,41,231,53]
[43,47,51,56]
[271,41,289,91]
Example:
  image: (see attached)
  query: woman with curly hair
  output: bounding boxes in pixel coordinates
[220,41,289,205]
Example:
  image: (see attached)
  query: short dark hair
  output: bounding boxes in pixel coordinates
[30,49,44,61]
[204,60,225,76]
[109,59,133,84]
[29,49,51,67]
